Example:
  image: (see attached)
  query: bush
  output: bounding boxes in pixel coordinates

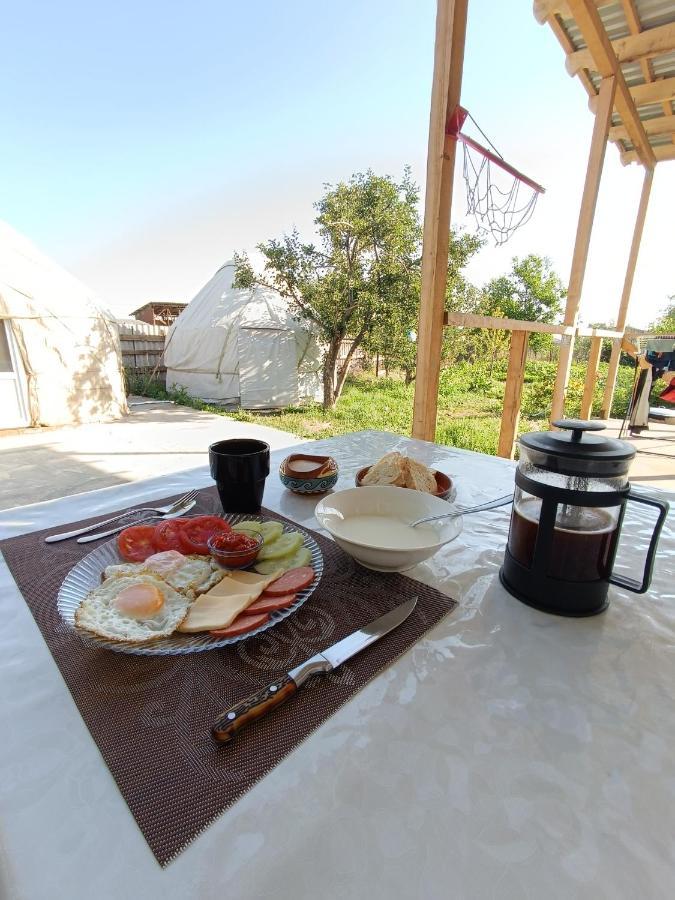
[125,360,639,459]
[519,360,635,420]
[125,372,169,400]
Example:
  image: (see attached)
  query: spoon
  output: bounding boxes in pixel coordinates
[410,494,513,528]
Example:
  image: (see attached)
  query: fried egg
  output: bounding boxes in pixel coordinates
[103,551,224,599]
[75,574,190,642]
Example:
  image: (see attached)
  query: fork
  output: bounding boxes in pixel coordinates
[44,490,199,543]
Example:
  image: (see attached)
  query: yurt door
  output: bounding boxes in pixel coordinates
[0,321,29,428]
[238,328,297,408]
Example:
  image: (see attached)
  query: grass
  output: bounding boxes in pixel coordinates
[127,360,637,457]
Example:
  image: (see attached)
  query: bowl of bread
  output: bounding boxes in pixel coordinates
[355,452,453,501]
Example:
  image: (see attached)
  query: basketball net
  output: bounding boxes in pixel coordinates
[447,107,545,246]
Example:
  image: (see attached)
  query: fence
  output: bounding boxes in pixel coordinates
[337,338,368,369]
[117,324,167,381]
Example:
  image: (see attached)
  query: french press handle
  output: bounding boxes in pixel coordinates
[609,488,670,594]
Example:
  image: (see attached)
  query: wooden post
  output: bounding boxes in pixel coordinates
[412,0,469,441]
[580,335,603,419]
[497,330,529,459]
[600,166,654,418]
[550,75,616,424]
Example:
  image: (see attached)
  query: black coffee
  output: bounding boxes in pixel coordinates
[508,500,619,582]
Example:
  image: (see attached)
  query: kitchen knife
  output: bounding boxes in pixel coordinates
[212,596,418,743]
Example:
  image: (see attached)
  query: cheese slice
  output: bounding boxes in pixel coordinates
[177,569,282,633]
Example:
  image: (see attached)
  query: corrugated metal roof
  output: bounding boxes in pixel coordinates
[543,0,675,163]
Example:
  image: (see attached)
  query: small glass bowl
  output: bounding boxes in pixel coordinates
[207,528,263,569]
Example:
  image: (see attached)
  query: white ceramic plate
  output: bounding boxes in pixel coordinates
[57,515,324,655]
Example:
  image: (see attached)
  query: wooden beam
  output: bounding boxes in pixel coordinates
[620,0,674,146]
[444,312,623,337]
[600,167,653,418]
[550,75,616,424]
[591,76,675,111]
[580,335,603,419]
[497,331,529,459]
[545,10,598,103]
[444,312,574,335]
[576,326,623,338]
[621,143,675,165]
[620,0,653,85]
[534,0,611,24]
[565,0,656,167]
[566,23,675,74]
[609,116,675,142]
[629,76,675,108]
[412,0,469,441]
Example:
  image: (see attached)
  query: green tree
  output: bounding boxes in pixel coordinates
[234,169,421,408]
[649,296,675,334]
[440,232,485,367]
[370,230,483,383]
[574,322,617,364]
[480,255,566,362]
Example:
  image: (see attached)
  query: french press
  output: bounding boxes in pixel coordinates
[500,419,669,617]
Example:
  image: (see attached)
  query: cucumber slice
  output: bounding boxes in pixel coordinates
[232,519,262,532]
[253,545,312,576]
[257,532,303,560]
[254,557,288,575]
[283,545,311,571]
[233,520,283,544]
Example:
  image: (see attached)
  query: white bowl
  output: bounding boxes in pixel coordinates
[314,485,462,572]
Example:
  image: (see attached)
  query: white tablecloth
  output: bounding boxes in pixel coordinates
[1,430,674,900]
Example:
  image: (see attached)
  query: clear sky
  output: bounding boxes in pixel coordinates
[2,0,672,326]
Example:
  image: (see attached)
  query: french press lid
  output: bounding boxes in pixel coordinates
[519,419,636,477]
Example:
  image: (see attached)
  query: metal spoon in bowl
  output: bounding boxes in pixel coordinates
[410,494,513,528]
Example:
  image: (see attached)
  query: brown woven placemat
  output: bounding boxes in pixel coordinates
[0,487,457,866]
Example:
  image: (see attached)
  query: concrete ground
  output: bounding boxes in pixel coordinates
[0,398,302,511]
[1,404,673,512]
[602,417,675,492]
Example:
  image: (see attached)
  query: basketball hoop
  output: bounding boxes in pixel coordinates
[447,107,545,246]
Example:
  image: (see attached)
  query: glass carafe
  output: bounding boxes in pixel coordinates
[500,420,669,616]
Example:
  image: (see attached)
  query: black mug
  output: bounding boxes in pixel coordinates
[209,439,270,513]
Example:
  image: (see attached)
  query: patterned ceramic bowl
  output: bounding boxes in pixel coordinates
[279,456,339,494]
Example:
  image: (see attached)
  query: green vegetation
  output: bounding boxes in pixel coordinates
[233,168,567,408]
[126,164,657,454]
[649,296,675,334]
[127,361,635,457]
[234,169,427,408]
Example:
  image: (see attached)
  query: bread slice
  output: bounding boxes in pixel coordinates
[361,452,407,486]
[405,457,437,494]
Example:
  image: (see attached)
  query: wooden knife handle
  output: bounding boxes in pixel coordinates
[211,674,298,743]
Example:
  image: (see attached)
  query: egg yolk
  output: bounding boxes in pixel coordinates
[145,550,185,576]
[113,583,165,618]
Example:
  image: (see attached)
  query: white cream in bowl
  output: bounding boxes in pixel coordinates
[327,514,439,550]
[315,486,461,572]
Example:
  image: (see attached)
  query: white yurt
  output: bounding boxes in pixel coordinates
[165,261,323,408]
[0,221,127,429]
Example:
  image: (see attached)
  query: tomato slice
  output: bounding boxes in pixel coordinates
[179,516,231,555]
[117,525,159,562]
[247,593,297,614]
[153,518,189,552]
[209,612,269,637]
[264,567,315,596]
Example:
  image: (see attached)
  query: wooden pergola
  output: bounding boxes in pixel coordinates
[412,0,675,457]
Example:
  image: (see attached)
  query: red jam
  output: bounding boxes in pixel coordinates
[208,530,262,568]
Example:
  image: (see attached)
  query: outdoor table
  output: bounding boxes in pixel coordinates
[1,429,673,899]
